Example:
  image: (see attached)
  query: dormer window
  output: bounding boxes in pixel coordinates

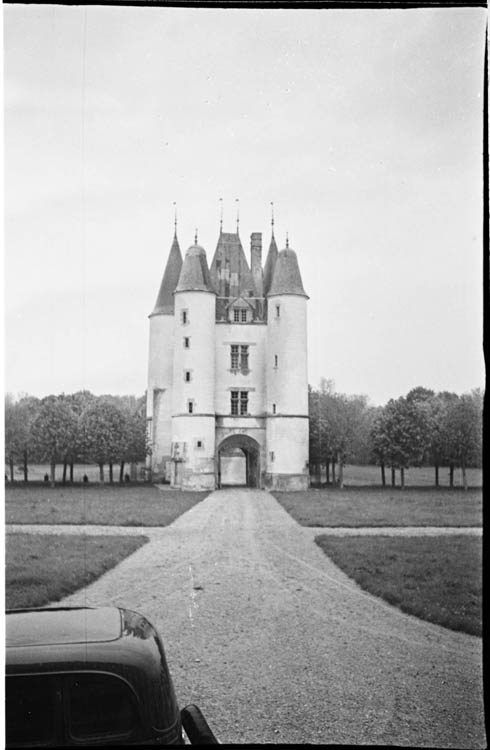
[241,309,247,322]
[233,307,248,323]
[234,309,240,322]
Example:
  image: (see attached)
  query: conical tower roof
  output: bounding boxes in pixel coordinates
[263,233,278,296]
[150,234,183,316]
[176,243,215,293]
[268,245,308,298]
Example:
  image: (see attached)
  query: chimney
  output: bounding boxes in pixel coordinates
[250,232,263,296]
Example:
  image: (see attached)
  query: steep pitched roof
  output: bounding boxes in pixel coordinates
[150,234,183,315]
[262,234,278,296]
[209,231,257,297]
[268,246,308,298]
[175,244,215,293]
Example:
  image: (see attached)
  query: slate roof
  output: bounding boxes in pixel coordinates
[175,243,215,293]
[150,234,183,315]
[209,231,257,298]
[262,234,278,296]
[268,246,308,298]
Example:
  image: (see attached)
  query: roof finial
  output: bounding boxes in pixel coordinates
[271,201,275,237]
[235,198,240,234]
[286,232,289,249]
[219,197,223,233]
[194,228,198,245]
[173,201,177,237]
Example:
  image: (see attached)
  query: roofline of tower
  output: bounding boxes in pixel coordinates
[173,288,217,296]
[267,291,309,300]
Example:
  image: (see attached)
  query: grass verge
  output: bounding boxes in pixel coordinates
[5,485,209,526]
[272,487,482,527]
[6,533,149,609]
[315,534,482,636]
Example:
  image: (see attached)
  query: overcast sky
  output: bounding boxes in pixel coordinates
[3,4,486,406]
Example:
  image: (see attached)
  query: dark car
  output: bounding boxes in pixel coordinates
[5,606,218,746]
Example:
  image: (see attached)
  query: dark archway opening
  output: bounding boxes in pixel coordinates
[217,435,261,488]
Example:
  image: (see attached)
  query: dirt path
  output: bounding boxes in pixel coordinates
[54,489,484,746]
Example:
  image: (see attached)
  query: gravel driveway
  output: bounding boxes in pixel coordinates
[55,488,484,746]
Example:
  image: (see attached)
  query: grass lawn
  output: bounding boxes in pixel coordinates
[315,534,482,636]
[5,485,209,526]
[272,487,482,527]
[6,533,148,609]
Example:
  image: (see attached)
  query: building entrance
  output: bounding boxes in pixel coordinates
[217,434,261,488]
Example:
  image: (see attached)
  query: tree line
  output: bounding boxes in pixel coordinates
[5,391,148,486]
[309,381,482,490]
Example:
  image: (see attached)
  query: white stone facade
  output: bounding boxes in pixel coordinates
[146,226,309,491]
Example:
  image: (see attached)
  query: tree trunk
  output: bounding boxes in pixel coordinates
[435,464,439,487]
[462,463,468,491]
[391,467,396,487]
[70,463,74,483]
[9,457,14,482]
[23,449,28,482]
[400,467,405,489]
[332,460,336,485]
[62,460,68,485]
[109,462,114,484]
[338,453,344,489]
[449,465,454,488]
[381,464,386,487]
[50,459,56,488]
[99,463,104,482]
[119,461,125,483]
[326,461,330,485]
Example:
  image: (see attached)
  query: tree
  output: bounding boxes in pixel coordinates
[444,392,482,490]
[118,411,148,481]
[79,398,126,483]
[31,396,78,486]
[370,397,431,488]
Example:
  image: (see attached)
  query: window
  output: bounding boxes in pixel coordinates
[184,337,190,349]
[240,391,248,415]
[184,371,191,382]
[187,400,194,414]
[230,390,248,415]
[240,346,249,371]
[230,345,249,372]
[241,309,247,322]
[269,451,275,462]
[272,403,276,414]
[276,305,280,318]
[234,309,240,322]
[196,439,204,449]
[274,355,278,368]
[181,309,188,324]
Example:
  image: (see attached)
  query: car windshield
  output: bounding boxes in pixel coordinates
[6,675,57,746]
[68,673,138,740]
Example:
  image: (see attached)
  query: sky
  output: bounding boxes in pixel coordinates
[3,4,486,406]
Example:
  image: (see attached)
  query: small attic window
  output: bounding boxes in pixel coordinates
[187,400,194,414]
[275,305,280,318]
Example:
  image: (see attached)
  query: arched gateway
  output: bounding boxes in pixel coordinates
[217,434,261,489]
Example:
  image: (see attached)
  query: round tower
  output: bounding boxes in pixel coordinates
[265,240,309,490]
[171,241,216,490]
[147,231,182,481]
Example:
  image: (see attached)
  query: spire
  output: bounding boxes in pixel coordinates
[194,228,198,245]
[173,201,177,237]
[271,201,275,237]
[150,231,183,316]
[235,198,240,234]
[219,197,223,233]
[285,232,289,249]
[268,242,308,298]
[176,243,215,294]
